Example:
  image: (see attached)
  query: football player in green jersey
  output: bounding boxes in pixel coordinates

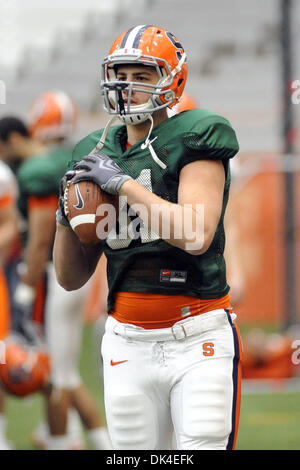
[54,25,242,450]
[0,103,110,450]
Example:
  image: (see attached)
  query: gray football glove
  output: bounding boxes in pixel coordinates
[56,170,76,226]
[72,152,132,195]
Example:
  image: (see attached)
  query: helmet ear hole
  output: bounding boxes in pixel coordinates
[178,78,184,87]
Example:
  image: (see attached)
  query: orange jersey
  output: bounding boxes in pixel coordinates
[0,268,11,339]
[0,159,19,266]
[111,292,231,329]
[0,160,17,206]
[0,163,17,243]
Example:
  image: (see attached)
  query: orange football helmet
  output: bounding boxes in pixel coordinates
[28,90,78,141]
[101,25,188,124]
[0,337,50,396]
[175,93,198,113]
[168,92,198,117]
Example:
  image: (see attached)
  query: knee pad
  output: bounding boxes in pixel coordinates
[105,393,157,450]
[180,367,233,443]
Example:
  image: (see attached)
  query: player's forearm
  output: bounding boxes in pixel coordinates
[22,238,51,287]
[0,218,18,262]
[119,179,208,255]
[53,223,102,290]
[21,207,57,287]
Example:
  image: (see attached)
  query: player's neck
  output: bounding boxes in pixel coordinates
[126,109,168,146]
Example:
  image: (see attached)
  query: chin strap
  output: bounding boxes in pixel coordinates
[90,116,119,154]
[140,115,166,170]
[91,114,167,170]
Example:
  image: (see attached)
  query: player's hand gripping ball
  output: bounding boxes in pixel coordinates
[65,174,119,245]
[71,151,132,194]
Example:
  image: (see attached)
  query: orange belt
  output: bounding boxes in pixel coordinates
[111,292,231,329]
[28,194,59,211]
[0,193,15,210]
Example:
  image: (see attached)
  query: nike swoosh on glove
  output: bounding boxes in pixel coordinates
[71,152,133,195]
[56,170,76,226]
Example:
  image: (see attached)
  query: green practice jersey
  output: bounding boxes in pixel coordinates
[72,109,239,312]
[17,145,72,253]
[17,145,72,220]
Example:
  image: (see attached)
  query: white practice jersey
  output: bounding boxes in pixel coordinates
[0,160,17,202]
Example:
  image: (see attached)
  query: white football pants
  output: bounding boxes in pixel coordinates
[101,309,242,450]
[45,263,87,389]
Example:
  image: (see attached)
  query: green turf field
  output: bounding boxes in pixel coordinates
[4,325,300,450]
[237,392,300,450]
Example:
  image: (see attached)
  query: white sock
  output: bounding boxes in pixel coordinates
[47,435,70,450]
[67,409,83,438]
[87,427,112,450]
[0,418,10,449]
[0,414,6,438]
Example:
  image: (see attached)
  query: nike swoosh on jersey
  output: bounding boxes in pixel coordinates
[110,360,128,366]
[73,183,84,210]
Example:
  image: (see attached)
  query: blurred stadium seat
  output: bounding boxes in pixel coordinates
[2,0,298,149]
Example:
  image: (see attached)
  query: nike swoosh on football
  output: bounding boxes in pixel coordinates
[110,359,128,366]
[73,184,84,210]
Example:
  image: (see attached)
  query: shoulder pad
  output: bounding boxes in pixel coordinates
[179,110,239,164]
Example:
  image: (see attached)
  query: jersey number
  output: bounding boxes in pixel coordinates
[106,169,159,250]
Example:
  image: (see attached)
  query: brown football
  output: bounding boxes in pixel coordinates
[65,179,119,244]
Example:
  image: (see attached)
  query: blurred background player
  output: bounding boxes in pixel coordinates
[0,93,110,450]
[168,92,199,117]
[0,157,19,450]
